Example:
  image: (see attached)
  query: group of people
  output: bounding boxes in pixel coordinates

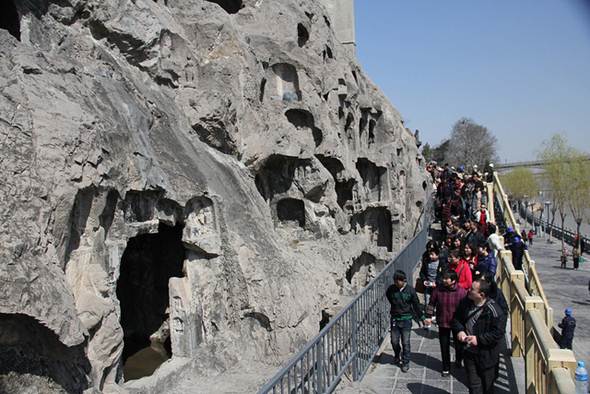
[385,164,510,393]
[385,163,581,393]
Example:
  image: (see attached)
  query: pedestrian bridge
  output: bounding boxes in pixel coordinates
[258,172,578,394]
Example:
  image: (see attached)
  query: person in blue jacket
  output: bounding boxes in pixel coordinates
[558,307,576,350]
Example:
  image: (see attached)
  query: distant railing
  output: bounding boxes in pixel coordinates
[517,206,589,250]
[492,173,577,394]
[258,210,431,394]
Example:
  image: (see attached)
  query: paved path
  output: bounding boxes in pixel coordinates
[336,324,522,394]
[526,236,590,364]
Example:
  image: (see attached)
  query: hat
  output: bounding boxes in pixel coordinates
[565,307,573,316]
[507,226,514,233]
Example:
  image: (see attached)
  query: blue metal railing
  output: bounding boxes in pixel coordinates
[258,212,431,394]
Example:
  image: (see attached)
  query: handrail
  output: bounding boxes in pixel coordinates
[258,207,431,393]
[492,172,553,325]
[492,173,577,394]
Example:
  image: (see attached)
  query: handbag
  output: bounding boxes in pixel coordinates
[414,277,425,294]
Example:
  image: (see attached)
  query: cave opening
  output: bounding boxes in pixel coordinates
[272,63,301,101]
[346,252,379,290]
[336,179,355,210]
[351,208,393,251]
[356,158,387,201]
[297,23,309,47]
[276,198,305,228]
[116,222,185,380]
[204,0,243,14]
[0,1,20,41]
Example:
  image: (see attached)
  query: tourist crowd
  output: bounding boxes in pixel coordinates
[385,163,579,394]
[387,163,510,394]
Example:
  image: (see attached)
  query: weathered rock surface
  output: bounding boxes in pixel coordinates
[0,0,427,392]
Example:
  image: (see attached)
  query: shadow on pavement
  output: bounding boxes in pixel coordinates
[405,383,448,393]
[412,327,438,340]
[374,352,396,365]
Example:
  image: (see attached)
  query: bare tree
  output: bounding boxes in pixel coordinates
[445,118,498,169]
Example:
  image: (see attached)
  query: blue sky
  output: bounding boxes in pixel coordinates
[355,0,590,162]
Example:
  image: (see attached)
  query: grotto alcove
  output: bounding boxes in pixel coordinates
[276,198,305,228]
[0,1,20,41]
[116,222,186,380]
[204,0,243,14]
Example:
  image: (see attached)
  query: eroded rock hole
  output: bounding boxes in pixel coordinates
[276,198,305,228]
[297,23,309,47]
[272,63,301,101]
[117,222,185,380]
[0,1,20,41]
[346,252,382,290]
[259,77,266,102]
[316,155,344,180]
[204,0,243,13]
[255,155,310,202]
[351,208,393,251]
[0,314,90,393]
[368,119,376,145]
[336,179,355,210]
[319,310,332,331]
[356,158,387,202]
[285,109,322,147]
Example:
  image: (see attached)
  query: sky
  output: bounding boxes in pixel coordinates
[354,0,590,163]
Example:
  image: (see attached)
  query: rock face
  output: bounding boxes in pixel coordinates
[0,0,427,392]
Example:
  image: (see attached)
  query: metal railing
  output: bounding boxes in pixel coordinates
[258,212,431,394]
[517,206,589,249]
[492,174,577,394]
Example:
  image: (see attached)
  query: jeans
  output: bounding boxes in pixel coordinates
[424,287,434,308]
[464,354,498,394]
[438,327,462,371]
[391,318,412,365]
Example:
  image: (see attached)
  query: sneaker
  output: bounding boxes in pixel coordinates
[393,356,401,365]
[441,370,450,377]
[401,364,410,373]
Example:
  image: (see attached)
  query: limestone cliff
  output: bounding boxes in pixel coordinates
[0,0,427,392]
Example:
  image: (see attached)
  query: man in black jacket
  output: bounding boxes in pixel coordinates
[385,270,424,372]
[452,278,506,394]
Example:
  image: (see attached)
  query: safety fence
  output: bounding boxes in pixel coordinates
[492,173,577,394]
[258,213,430,394]
[517,205,589,250]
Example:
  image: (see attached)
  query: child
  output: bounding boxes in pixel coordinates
[558,308,576,350]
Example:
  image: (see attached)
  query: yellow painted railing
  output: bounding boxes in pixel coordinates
[491,173,577,394]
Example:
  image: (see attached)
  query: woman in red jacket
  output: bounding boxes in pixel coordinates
[462,242,478,277]
[448,249,472,291]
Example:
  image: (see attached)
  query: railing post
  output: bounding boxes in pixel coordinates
[351,302,359,381]
[486,181,495,223]
[317,338,325,392]
[524,296,545,391]
[510,268,525,357]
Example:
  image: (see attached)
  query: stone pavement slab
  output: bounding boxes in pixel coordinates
[336,324,521,394]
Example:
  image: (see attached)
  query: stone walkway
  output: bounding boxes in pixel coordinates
[526,235,590,364]
[336,324,522,394]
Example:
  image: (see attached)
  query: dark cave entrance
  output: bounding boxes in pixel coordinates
[116,222,185,380]
[204,0,243,14]
[276,198,305,228]
[1,1,20,41]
